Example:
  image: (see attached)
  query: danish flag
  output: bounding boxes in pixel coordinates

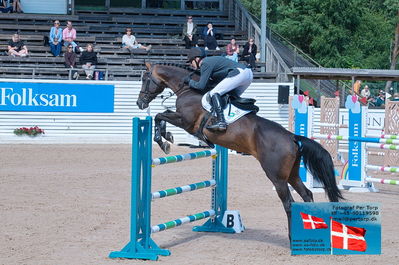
[331,220,367,252]
[300,212,328,229]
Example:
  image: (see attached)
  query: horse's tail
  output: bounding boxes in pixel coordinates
[294,135,344,202]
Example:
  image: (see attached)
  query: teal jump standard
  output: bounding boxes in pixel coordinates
[109,117,235,261]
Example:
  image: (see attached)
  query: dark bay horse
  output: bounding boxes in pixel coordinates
[137,62,343,238]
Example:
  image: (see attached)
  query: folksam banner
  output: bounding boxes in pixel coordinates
[0,82,114,112]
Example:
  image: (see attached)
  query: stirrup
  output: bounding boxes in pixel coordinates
[207,121,227,132]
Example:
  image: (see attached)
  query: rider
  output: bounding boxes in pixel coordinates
[185,47,253,132]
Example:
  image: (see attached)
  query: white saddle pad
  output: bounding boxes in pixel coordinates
[201,92,251,124]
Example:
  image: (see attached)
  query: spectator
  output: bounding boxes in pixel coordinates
[225,38,239,62]
[7,33,28,57]
[80,43,97,80]
[182,15,198,49]
[1,0,22,13]
[375,90,385,107]
[0,0,12,13]
[353,80,362,94]
[64,44,79,79]
[122,28,151,54]
[49,20,63,57]
[392,93,399,101]
[63,21,83,52]
[242,38,257,68]
[11,0,22,13]
[202,22,219,50]
[360,85,370,99]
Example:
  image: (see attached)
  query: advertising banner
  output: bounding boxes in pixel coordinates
[0,82,114,113]
[291,202,381,255]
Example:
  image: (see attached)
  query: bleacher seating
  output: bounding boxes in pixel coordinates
[0,9,276,81]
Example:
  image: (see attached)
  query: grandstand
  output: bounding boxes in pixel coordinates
[0,8,278,81]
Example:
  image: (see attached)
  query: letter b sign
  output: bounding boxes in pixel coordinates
[222,210,244,233]
[226,214,234,228]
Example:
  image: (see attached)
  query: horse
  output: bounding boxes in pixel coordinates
[137,62,344,238]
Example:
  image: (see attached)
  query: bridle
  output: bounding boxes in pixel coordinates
[140,70,165,104]
[141,68,194,102]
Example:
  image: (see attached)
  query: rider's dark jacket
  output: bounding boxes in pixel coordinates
[189,56,247,92]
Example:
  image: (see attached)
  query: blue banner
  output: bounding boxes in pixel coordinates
[294,108,308,183]
[348,105,362,182]
[0,82,114,112]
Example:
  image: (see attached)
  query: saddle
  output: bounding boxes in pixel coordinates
[195,92,259,148]
[205,92,259,113]
[225,94,259,113]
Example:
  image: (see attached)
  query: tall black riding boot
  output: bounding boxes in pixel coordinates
[207,93,227,132]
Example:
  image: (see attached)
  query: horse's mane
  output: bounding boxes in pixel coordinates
[156,62,199,75]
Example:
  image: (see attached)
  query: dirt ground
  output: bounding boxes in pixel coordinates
[1,144,398,265]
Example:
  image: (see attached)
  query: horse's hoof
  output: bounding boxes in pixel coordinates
[165,132,174,143]
[161,142,170,154]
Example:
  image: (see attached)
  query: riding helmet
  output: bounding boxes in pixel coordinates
[187,47,206,62]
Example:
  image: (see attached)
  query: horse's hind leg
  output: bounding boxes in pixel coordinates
[260,160,295,239]
[274,179,295,239]
[288,158,314,202]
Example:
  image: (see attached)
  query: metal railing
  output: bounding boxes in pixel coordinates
[227,0,353,98]
[0,66,111,80]
[227,0,291,82]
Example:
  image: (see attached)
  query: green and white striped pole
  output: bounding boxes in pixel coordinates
[151,210,215,233]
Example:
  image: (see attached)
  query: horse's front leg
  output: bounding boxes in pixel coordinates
[159,110,174,143]
[154,111,184,154]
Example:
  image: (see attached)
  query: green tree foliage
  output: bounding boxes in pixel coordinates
[241,0,396,69]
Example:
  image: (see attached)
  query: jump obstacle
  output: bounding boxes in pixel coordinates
[293,95,399,192]
[109,117,237,261]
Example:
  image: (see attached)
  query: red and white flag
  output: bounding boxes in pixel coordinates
[331,220,367,252]
[300,212,328,229]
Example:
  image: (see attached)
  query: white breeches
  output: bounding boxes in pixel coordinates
[209,68,253,97]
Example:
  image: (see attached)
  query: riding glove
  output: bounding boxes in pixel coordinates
[183,76,191,85]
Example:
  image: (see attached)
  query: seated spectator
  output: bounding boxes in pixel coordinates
[202,22,219,50]
[7,33,28,57]
[64,44,79,79]
[11,0,22,13]
[392,93,399,101]
[122,28,151,53]
[80,43,97,80]
[242,38,257,68]
[360,85,370,99]
[0,0,22,13]
[225,38,239,62]
[182,16,198,49]
[375,90,385,107]
[63,21,83,52]
[0,0,12,13]
[49,20,63,57]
